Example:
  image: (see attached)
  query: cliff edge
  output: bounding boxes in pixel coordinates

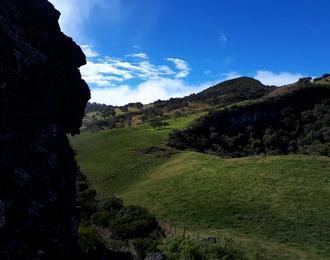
[0,0,90,258]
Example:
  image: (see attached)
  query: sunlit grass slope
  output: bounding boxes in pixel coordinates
[123,152,330,257]
[71,113,206,195]
[71,112,330,258]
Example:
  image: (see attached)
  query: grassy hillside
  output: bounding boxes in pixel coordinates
[123,152,330,257]
[72,113,206,195]
[71,111,330,258]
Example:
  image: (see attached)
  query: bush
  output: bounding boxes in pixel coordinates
[159,237,244,260]
[76,170,97,225]
[133,238,160,259]
[78,227,104,256]
[91,211,113,228]
[98,195,124,215]
[109,206,160,239]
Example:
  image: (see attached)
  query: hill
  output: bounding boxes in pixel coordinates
[314,74,330,85]
[193,77,274,105]
[83,77,275,131]
[153,77,274,110]
[71,113,330,258]
[169,82,330,157]
[71,75,330,258]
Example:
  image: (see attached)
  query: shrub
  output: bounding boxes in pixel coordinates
[98,195,124,215]
[159,237,244,260]
[78,227,103,256]
[133,238,160,259]
[91,211,113,228]
[76,170,97,225]
[109,206,160,239]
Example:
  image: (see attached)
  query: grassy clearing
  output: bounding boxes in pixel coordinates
[71,112,330,258]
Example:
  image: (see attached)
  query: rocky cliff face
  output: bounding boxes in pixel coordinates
[0,0,90,258]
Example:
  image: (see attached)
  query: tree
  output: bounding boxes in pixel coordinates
[149,118,163,130]
[162,121,170,129]
[100,107,116,119]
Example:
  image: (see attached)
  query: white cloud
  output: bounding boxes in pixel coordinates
[81,45,99,58]
[204,70,212,75]
[79,46,190,86]
[167,58,191,78]
[90,78,214,105]
[127,53,149,59]
[254,70,304,86]
[49,0,102,41]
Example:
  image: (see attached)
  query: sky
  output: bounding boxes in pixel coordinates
[49,0,330,105]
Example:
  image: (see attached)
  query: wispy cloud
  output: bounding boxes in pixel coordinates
[254,70,305,86]
[81,45,99,58]
[167,58,191,78]
[80,46,190,87]
[126,53,149,59]
[219,31,228,46]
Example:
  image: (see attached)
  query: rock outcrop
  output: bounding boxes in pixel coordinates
[0,0,90,258]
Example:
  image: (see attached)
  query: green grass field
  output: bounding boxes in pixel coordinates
[71,113,330,259]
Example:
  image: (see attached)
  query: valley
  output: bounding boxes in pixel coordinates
[71,75,330,259]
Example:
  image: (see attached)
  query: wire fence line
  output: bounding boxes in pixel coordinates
[158,219,217,242]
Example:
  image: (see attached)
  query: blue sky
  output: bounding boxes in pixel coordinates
[50,0,330,105]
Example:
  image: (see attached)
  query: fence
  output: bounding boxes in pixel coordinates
[158,219,216,242]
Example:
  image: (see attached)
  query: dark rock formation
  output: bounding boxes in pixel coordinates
[0,0,90,258]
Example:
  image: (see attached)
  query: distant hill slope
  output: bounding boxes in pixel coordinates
[314,74,330,85]
[84,77,275,130]
[193,77,274,104]
[169,82,330,157]
[152,77,275,112]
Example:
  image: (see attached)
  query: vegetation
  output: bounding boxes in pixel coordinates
[313,74,330,85]
[76,169,98,225]
[122,152,330,257]
[72,113,205,195]
[169,84,330,157]
[149,118,170,130]
[82,77,274,131]
[76,170,165,259]
[72,75,330,258]
[71,122,330,258]
[159,236,244,260]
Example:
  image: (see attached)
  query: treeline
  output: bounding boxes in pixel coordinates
[169,84,330,157]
